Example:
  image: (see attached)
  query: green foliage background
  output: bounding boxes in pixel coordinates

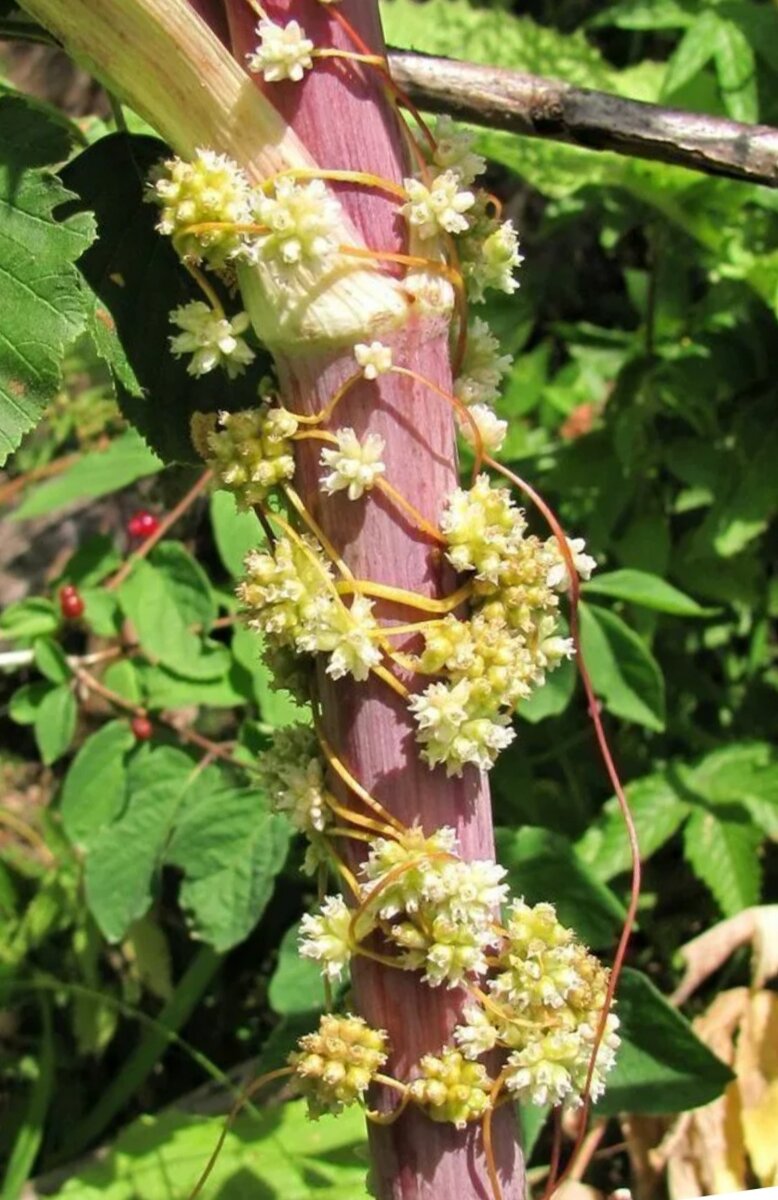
[0,0,776,1196]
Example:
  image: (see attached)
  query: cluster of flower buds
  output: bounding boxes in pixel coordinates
[290,1013,389,1119]
[255,724,330,872]
[192,404,297,506]
[407,476,594,775]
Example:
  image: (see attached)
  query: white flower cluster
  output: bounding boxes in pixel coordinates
[194,404,297,505]
[151,152,344,274]
[239,537,382,683]
[402,169,476,241]
[247,19,314,84]
[426,115,486,188]
[454,899,620,1109]
[320,428,386,500]
[300,827,507,989]
[355,341,393,379]
[458,195,524,303]
[168,302,254,378]
[407,476,593,775]
[454,318,513,452]
[254,177,341,267]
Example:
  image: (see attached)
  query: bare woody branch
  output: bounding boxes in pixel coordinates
[388,50,778,189]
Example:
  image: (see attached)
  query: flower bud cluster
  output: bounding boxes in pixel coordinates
[320,428,386,500]
[255,725,330,869]
[247,19,314,84]
[455,317,513,452]
[407,476,588,774]
[239,537,382,683]
[290,1013,389,1119]
[408,1049,492,1128]
[151,149,252,267]
[196,404,297,506]
[459,194,524,303]
[169,303,254,379]
[454,899,620,1109]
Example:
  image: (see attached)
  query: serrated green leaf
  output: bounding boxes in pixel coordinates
[495,827,626,947]
[577,772,689,880]
[599,968,733,1114]
[579,602,666,731]
[713,17,758,123]
[0,96,94,465]
[33,637,69,684]
[210,489,263,577]
[589,0,695,31]
[662,10,720,97]
[683,807,762,916]
[133,661,248,710]
[582,569,714,616]
[60,134,267,464]
[117,559,226,680]
[13,430,162,519]
[0,597,58,639]
[8,680,51,725]
[85,746,195,941]
[687,742,778,839]
[60,720,135,850]
[166,776,289,952]
[148,541,216,629]
[268,921,327,1016]
[56,1101,368,1200]
[34,683,76,765]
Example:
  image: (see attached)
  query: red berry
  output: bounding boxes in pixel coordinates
[131,714,154,741]
[59,584,85,620]
[127,510,160,540]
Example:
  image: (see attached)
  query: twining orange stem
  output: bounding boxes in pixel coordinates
[484,455,641,1200]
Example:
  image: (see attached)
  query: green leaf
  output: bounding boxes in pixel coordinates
[589,0,696,31]
[0,598,58,639]
[134,661,248,710]
[34,683,76,765]
[495,827,626,948]
[33,637,70,684]
[210,489,263,577]
[102,659,142,706]
[8,680,50,725]
[60,720,135,850]
[579,602,666,731]
[268,921,327,1015]
[166,776,289,952]
[599,968,733,1114]
[686,741,778,840]
[79,588,122,638]
[59,534,121,587]
[713,17,758,123]
[661,10,720,97]
[582,569,714,616]
[14,430,161,519]
[518,656,576,724]
[60,134,267,463]
[56,1101,368,1200]
[683,808,762,916]
[0,96,94,465]
[148,541,216,629]
[577,771,689,880]
[117,560,226,680]
[84,747,195,941]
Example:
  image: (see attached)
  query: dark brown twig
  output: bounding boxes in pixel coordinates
[388,51,778,188]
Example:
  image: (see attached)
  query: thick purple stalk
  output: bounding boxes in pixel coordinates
[225,2,525,1197]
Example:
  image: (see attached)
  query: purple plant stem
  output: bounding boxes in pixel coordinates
[224,2,525,1196]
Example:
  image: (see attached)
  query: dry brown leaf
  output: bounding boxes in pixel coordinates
[673,907,778,1005]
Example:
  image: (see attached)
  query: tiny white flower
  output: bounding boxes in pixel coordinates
[458,404,507,453]
[402,170,475,240]
[325,593,383,681]
[354,341,393,380]
[246,19,314,83]
[254,177,340,266]
[454,317,513,407]
[320,427,386,501]
[299,895,354,981]
[546,537,597,592]
[168,302,254,378]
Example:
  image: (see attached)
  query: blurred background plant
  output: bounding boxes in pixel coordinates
[0,1,776,1197]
